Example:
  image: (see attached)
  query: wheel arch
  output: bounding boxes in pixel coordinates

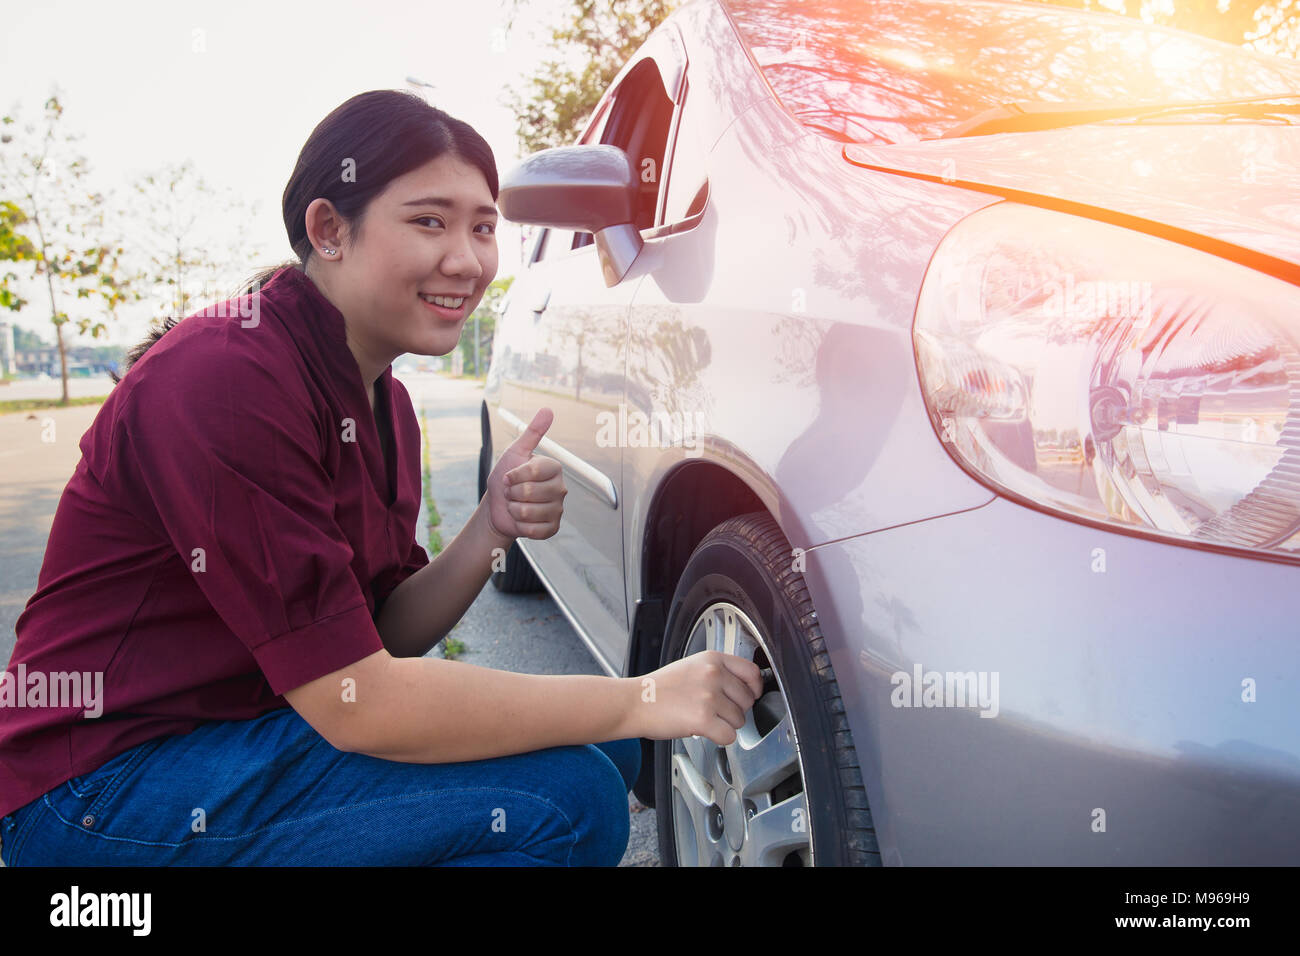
[626,458,771,670]
[626,459,778,807]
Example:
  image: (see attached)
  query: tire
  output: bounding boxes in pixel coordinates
[478,407,543,593]
[654,511,881,866]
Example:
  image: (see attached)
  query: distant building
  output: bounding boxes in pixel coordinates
[12,344,119,377]
[0,321,13,377]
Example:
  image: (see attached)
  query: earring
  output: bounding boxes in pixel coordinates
[322,248,335,256]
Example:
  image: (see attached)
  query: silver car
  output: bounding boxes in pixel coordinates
[479,0,1300,865]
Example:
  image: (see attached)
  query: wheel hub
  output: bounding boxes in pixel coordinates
[668,600,813,866]
[722,788,745,851]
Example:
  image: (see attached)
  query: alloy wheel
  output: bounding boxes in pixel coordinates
[669,600,813,866]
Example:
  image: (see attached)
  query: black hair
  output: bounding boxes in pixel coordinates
[111,89,498,384]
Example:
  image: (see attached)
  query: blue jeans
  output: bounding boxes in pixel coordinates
[0,706,641,866]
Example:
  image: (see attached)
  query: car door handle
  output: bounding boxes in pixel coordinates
[498,407,619,509]
[530,287,551,316]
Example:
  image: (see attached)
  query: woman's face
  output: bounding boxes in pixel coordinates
[309,152,499,383]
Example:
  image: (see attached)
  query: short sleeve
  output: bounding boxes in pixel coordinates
[104,337,383,696]
[372,537,430,616]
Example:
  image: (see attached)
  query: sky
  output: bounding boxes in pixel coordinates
[0,0,576,348]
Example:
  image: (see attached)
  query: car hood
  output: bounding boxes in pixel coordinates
[843,124,1300,280]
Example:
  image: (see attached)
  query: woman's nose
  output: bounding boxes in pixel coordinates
[440,231,483,278]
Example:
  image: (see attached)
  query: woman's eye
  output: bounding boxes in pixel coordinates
[415,217,493,235]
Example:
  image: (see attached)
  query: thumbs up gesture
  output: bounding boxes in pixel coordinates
[483,407,567,543]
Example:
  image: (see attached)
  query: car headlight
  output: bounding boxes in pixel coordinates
[914,201,1300,560]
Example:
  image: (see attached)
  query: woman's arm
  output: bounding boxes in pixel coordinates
[378,408,563,658]
[284,645,763,763]
[375,498,512,658]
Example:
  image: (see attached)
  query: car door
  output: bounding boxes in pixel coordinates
[493,26,687,674]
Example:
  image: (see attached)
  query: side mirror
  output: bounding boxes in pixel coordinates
[499,144,644,287]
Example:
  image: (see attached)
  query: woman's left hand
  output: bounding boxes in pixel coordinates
[483,407,567,543]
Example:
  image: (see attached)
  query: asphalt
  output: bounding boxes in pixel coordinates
[0,372,660,866]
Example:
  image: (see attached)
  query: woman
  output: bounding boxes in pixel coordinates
[0,90,761,866]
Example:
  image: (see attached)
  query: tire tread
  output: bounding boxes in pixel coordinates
[689,511,882,866]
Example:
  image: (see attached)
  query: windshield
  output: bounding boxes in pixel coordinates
[723,0,1300,144]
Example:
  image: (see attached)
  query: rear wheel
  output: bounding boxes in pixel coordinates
[478,405,543,593]
[654,512,880,866]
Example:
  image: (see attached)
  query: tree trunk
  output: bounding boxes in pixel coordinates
[56,319,68,405]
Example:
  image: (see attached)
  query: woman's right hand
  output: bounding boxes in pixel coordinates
[627,650,765,746]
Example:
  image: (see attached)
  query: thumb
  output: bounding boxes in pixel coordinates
[508,407,554,459]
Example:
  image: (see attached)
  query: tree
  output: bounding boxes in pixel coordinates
[13,325,50,351]
[461,275,513,376]
[127,159,266,323]
[0,94,133,404]
[0,199,37,313]
[502,0,678,154]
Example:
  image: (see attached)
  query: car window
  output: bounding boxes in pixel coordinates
[525,225,547,266]
[581,97,614,148]
[661,76,710,224]
[602,59,676,232]
[537,226,577,263]
[571,58,676,247]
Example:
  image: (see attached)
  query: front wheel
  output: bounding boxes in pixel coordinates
[654,512,880,866]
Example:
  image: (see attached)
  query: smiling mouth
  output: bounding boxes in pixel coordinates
[418,293,468,319]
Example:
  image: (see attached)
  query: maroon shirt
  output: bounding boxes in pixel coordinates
[0,265,428,818]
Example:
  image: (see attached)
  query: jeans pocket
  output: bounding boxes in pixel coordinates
[63,737,168,830]
[66,746,140,798]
